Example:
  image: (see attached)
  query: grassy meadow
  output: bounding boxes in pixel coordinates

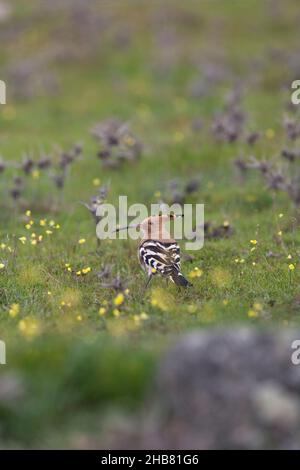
[1,0,300,447]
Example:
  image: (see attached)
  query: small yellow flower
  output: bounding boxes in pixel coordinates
[39,219,47,226]
[250,247,256,252]
[9,303,20,318]
[188,267,203,279]
[78,238,86,245]
[278,213,284,218]
[1,243,6,249]
[187,304,197,313]
[25,224,31,230]
[31,239,37,246]
[113,308,120,317]
[55,224,60,229]
[151,268,157,274]
[0,263,5,270]
[140,312,149,320]
[265,128,275,139]
[45,230,53,235]
[248,309,258,318]
[31,233,36,238]
[223,220,230,227]
[250,239,257,245]
[287,254,292,259]
[278,231,282,236]
[49,220,55,227]
[18,317,40,339]
[253,303,263,311]
[82,267,91,274]
[76,270,82,276]
[19,237,27,244]
[240,258,245,264]
[124,288,130,295]
[29,220,34,226]
[289,264,295,271]
[99,307,106,316]
[32,170,40,179]
[252,262,256,266]
[93,178,101,187]
[76,315,83,322]
[25,210,31,217]
[234,258,239,263]
[47,291,52,296]
[114,293,124,306]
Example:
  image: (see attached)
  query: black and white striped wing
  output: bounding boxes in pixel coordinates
[139,240,181,276]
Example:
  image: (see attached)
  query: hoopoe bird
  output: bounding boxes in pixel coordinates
[116,214,191,288]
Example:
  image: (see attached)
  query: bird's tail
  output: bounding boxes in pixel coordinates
[170,271,192,287]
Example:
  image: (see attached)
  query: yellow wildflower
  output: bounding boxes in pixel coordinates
[250,239,257,245]
[253,303,263,312]
[187,304,197,313]
[99,307,106,316]
[113,308,120,317]
[93,178,101,187]
[18,317,40,339]
[82,267,91,274]
[25,210,31,217]
[289,264,295,271]
[248,309,258,318]
[188,267,203,279]
[1,243,6,249]
[9,303,20,318]
[78,238,86,245]
[39,219,47,226]
[0,263,5,270]
[265,128,275,139]
[114,293,124,306]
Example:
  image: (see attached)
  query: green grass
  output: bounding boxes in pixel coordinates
[1,0,300,446]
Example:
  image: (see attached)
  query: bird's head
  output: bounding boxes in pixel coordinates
[114,213,183,240]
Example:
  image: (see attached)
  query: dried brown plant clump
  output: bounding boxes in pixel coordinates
[91,118,143,169]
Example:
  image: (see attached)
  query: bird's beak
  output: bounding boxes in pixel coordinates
[113,223,139,233]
